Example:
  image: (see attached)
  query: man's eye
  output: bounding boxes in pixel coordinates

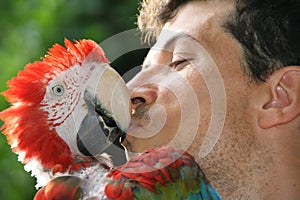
[170,60,188,70]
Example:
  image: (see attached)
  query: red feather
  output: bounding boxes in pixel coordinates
[34,176,83,200]
[105,181,134,200]
[105,147,198,199]
[104,181,124,199]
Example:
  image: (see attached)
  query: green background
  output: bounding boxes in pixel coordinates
[0,1,148,199]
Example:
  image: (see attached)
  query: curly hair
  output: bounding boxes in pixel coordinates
[137,0,300,82]
[137,0,192,43]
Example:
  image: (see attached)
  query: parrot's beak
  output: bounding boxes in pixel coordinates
[76,59,130,157]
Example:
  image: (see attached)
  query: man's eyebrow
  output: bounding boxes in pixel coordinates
[153,31,196,51]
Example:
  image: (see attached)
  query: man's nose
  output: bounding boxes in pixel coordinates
[130,86,157,111]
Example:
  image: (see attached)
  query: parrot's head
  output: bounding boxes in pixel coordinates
[0,39,130,180]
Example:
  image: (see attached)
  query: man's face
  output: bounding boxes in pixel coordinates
[124,0,254,165]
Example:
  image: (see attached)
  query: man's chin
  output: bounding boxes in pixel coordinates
[122,138,142,160]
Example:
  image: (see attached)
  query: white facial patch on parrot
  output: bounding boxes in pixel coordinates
[40,61,109,157]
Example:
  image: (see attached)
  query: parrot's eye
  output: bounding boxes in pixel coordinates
[52,84,65,96]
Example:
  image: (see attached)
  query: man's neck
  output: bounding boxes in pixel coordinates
[269,158,300,200]
[224,157,300,200]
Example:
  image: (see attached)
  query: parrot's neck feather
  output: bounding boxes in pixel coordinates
[23,153,114,190]
[24,159,53,189]
[66,163,110,199]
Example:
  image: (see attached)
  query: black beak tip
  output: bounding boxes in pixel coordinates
[76,134,93,157]
[78,90,127,157]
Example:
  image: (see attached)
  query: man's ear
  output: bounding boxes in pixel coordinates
[258,66,300,129]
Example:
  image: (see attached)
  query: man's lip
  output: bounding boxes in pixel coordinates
[121,137,130,148]
[125,120,143,137]
[122,121,138,148]
[121,138,142,159]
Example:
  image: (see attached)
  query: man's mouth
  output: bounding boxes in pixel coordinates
[121,137,142,159]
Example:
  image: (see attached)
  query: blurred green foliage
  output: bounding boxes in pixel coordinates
[0,0,145,199]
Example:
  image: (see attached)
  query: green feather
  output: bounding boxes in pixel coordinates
[130,165,201,200]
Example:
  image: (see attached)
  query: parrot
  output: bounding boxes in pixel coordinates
[0,39,222,200]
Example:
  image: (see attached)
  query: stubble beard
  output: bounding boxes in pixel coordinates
[196,95,275,199]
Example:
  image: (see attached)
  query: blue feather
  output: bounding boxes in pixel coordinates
[185,180,222,200]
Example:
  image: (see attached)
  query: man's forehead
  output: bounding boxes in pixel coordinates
[156,1,233,46]
[152,30,197,51]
